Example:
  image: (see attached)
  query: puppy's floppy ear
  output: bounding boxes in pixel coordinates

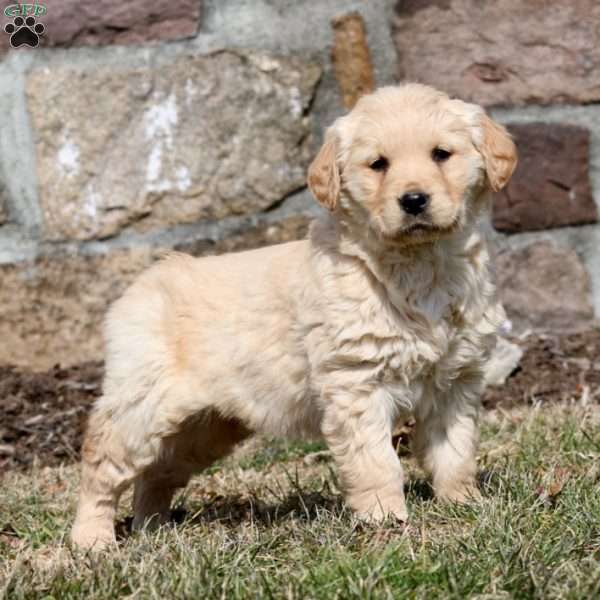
[308,128,340,210]
[476,115,518,192]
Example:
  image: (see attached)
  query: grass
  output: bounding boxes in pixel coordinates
[1,403,599,599]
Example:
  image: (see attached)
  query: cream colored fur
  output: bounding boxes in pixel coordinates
[71,84,517,549]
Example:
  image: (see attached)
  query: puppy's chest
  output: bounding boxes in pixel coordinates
[337,295,463,385]
[378,321,455,382]
[317,245,494,401]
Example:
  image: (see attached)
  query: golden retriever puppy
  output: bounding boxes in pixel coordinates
[71,83,516,549]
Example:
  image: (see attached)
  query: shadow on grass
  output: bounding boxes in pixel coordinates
[115,471,492,540]
[116,483,438,539]
[182,489,345,527]
[114,490,343,539]
[180,476,440,528]
[404,470,497,504]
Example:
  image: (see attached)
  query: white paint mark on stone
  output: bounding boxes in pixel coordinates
[144,93,178,148]
[185,79,198,107]
[144,93,180,192]
[254,56,280,72]
[175,165,191,191]
[146,144,163,183]
[146,144,170,192]
[57,138,80,177]
[289,87,303,118]
[83,184,99,220]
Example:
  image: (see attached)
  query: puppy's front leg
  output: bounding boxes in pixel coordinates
[414,384,481,503]
[321,387,408,523]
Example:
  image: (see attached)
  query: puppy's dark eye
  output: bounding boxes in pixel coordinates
[432,148,452,162]
[369,157,389,172]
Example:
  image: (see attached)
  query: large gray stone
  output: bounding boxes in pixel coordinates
[0,182,8,224]
[495,241,595,333]
[394,0,600,106]
[26,51,321,241]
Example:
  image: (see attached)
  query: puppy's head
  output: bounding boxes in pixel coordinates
[308,84,517,247]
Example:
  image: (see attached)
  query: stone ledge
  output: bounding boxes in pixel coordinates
[175,215,311,256]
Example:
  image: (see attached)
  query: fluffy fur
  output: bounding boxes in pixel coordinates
[71,83,517,549]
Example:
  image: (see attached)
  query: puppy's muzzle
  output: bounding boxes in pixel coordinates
[399,191,429,216]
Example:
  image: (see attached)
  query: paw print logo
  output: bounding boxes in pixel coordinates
[4,15,45,48]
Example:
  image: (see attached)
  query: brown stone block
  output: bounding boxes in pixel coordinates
[41,0,200,47]
[394,0,600,106]
[0,0,16,53]
[331,12,375,110]
[0,29,9,54]
[1,0,198,51]
[493,123,597,233]
[495,240,594,333]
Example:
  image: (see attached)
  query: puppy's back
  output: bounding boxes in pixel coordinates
[100,240,312,412]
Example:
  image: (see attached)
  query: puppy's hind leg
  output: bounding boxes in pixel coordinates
[131,412,251,533]
[130,432,196,534]
[71,410,139,550]
[132,469,190,533]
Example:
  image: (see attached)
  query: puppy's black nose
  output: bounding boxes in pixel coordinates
[400,192,429,216]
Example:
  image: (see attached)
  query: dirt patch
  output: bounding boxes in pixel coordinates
[1,330,599,474]
[483,329,600,409]
[0,363,103,473]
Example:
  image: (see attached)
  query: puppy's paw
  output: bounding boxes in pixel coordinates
[71,522,116,551]
[351,495,408,524]
[436,482,482,504]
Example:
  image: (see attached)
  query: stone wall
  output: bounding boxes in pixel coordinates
[0,0,598,369]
